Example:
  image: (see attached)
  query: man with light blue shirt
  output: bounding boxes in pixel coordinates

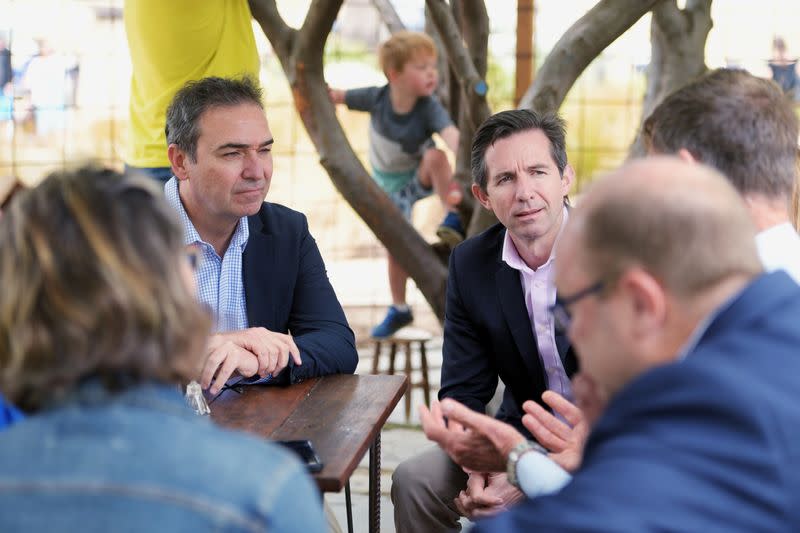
[391,109,578,532]
[164,76,357,395]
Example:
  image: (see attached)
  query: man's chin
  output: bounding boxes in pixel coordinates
[233,199,265,218]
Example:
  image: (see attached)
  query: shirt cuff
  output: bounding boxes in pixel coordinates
[516,451,573,498]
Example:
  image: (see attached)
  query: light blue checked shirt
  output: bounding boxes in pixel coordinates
[165,178,250,333]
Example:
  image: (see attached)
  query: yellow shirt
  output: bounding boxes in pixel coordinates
[125,0,259,167]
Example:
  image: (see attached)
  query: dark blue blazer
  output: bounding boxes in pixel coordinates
[475,271,800,532]
[242,202,357,384]
[439,223,576,436]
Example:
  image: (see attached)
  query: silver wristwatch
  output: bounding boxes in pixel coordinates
[506,440,547,489]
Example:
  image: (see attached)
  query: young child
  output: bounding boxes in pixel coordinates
[330,31,463,338]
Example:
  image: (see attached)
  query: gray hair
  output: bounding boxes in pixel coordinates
[165,76,264,161]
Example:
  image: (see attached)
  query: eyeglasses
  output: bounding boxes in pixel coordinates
[549,280,604,333]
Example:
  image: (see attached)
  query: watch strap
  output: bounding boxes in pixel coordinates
[506,440,546,489]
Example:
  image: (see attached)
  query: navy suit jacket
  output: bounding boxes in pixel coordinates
[476,271,800,532]
[242,202,357,384]
[439,223,577,436]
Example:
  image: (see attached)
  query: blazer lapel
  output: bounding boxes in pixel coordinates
[496,263,547,395]
[242,211,276,329]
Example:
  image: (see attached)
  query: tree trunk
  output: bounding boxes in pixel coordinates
[249,0,449,322]
[370,0,405,34]
[628,0,713,157]
[424,0,495,235]
[519,0,662,112]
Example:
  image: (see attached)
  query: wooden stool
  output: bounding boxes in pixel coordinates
[371,327,433,422]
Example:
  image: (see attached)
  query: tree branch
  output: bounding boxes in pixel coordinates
[651,0,683,38]
[687,0,712,17]
[460,0,489,77]
[371,0,405,34]
[425,0,491,130]
[248,0,296,62]
[250,0,450,321]
[457,0,496,235]
[628,0,712,157]
[298,0,343,63]
[519,0,662,112]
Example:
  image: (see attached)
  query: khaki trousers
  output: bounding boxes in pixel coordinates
[390,446,469,533]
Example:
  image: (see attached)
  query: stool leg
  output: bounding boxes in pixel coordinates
[404,341,412,423]
[419,341,431,407]
[371,341,381,374]
[388,342,397,375]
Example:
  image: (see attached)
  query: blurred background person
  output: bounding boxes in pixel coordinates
[0,166,326,532]
[19,39,69,137]
[768,36,799,100]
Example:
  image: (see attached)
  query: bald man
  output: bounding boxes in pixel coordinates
[422,157,800,532]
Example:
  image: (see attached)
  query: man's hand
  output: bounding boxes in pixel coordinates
[521,392,588,472]
[201,336,259,394]
[521,373,606,472]
[201,328,302,394]
[420,399,526,473]
[454,472,523,519]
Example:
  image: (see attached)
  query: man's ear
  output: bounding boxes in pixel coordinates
[561,164,575,196]
[618,267,667,339]
[471,183,492,211]
[676,148,698,164]
[167,144,190,181]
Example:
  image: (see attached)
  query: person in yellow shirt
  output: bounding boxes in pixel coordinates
[125,0,259,182]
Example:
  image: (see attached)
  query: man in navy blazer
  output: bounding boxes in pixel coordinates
[423,157,800,532]
[165,76,357,394]
[392,110,579,531]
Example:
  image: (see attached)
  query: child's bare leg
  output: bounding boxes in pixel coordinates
[418,148,462,207]
[388,252,408,306]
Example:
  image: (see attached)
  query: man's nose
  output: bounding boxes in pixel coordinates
[515,175,538,201]
[242,150,262,177]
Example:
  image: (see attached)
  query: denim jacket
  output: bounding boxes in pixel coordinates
[0,393,23,429]
[0,381,326,532]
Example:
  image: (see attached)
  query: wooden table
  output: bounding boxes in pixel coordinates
[209,374,407,533]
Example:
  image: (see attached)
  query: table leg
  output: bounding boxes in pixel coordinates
[345,480,354,533]
[369,433,381,533]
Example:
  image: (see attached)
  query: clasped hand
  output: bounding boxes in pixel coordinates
[201,327,302,394]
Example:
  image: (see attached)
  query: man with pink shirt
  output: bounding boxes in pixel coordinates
[391,109,578,532]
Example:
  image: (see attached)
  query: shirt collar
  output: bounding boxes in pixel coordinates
[164,177,250,253]
[502,205,569,273]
